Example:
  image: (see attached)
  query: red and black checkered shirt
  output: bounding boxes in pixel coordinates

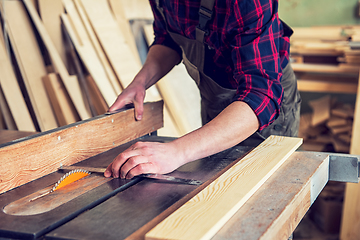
[149,0,291,130]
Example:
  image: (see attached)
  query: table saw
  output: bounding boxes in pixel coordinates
[0,101,359,240]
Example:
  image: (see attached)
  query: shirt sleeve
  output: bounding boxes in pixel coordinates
[227,0,288,130]
[148,0,183,59]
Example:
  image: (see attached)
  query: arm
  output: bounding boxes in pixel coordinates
[108,44,181,120]
[105,101,259,179]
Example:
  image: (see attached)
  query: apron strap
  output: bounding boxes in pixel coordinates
[196,0,215,43]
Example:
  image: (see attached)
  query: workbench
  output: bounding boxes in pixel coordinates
[0,101,358,240]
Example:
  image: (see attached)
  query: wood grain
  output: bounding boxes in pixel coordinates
[38,0,67,69]
[0,101,163,194]
[22,0,91,121]
[61,0,118,106]
[145,136,302,240]
[43,73,79,126]
[0,24,35,131]
[4,0,58,131]
[72,0,122,95]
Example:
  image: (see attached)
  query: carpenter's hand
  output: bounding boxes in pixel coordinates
[108,82,146,121]
[104,141,185,179]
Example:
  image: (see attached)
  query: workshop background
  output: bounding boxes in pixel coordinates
[1,0,360,239]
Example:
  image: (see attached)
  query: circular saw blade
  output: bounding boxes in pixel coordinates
[52,169,91,192]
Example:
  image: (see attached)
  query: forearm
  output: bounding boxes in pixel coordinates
[133,44,181,89]
[171,101,260,164]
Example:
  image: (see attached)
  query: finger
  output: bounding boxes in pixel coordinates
[133,93,145,121]
[120,155,150,179]
[126,162,156,179]
[108,95,128,112]
[104,163,113,178]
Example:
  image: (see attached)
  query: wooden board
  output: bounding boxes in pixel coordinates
[38,0,67,69]
[43,73,79,126]
[297,80,358,94]
[145,136,303,240]
[0,101,163,194]
[308,95,331,126]
[72,0,122,95]
[61,1,118,106]
[340,74,360,240]
[118,0,154,20]
[0,85,16,130]
[22,0,91,121]
[0,32,35,131]
[4,0,58,131]
[108,0,142,65]
[79,0,179,137]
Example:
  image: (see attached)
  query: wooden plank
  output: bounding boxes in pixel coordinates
[145,136,303,240]
[212,152,329,240]
[0,29,35,131]
[72,0,122,95]
[297,80,358,94]
[43,73,79,126]
[0,130,37,145]
[22,0,91,121]
[61,1,118,106]
[118,0,153,20]
[108,0,142,65]
[0,101,163,194]
[80,0,180,137]
[4,0,58,131]
[143,24,202,135]
[292,63,359,75]
[38,0,67,69]
[86,75,108,115]
[340,73,360,240]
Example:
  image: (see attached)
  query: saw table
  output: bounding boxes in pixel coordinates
[0,101,358,240]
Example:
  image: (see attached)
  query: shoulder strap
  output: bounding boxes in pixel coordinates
[196,0,215,43]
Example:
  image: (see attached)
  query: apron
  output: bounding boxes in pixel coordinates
[155,0,301,139]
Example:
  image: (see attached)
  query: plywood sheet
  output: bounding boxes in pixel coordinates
[146,136,303,240]
[0,101,163,194]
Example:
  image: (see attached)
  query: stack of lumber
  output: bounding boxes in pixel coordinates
[0,0,201,137]
[299,95,354,153]
[290,26,360,94]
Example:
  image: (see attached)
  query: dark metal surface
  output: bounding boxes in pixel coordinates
[0,135,259,240]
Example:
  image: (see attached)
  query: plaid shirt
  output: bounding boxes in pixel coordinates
[149,0,291,130]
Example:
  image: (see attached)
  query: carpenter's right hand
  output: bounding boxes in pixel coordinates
[108,82,146,121]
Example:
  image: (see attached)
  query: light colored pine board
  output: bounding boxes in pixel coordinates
[143,24,202,135]
[118,0,153,20]
[0,101,163,194]
[22,0,91,121]
[145,135,303,240]
[72,0,122,95]
[340,73,360,240]
[108,0,142,65]
[297,80,358,94]
[212,152,329,240]
[38,0,67,69]
[80,0,180,137]
[43,73,79,126]
[292,63,359,75]
[4,0,58,131]
[60,2,117,106]
[0,26,36,131]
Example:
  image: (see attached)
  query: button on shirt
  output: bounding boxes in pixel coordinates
[149,0,291,130]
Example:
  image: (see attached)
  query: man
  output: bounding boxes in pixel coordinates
[104,0,301,179]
